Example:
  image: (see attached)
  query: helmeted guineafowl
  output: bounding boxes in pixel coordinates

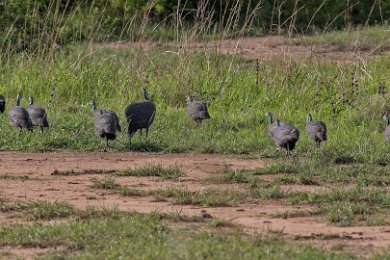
[92,100,121,152]
[0,95,6,114]
[384,115,390,143]
[306,114,327,148]
[124,88,156,143]
[8,94,33,132]
[186,96,210,127]
[27,96,49,133]
[266,112,300,156]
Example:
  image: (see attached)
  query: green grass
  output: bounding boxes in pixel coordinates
[51,169,113,176]
[0,43,389,165]
[88,164,390,227]
[113,164,183,180]
[229,161,390,186]
[89,176,121,190]
[0,208,353,259]
[0,201,76,221]
[290,25,390,52]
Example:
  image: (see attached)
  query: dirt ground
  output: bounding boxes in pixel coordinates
[100,35,386,62]
[1,151,390,258]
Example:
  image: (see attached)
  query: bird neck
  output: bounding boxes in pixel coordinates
[387,117,390,126]
[16,97,21,106]
[186,97,192,104]
[267,115,273,124]
[142,90,149,101]
[28,98,33,105]
[307,114,312,122]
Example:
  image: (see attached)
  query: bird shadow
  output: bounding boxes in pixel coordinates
[124,141,166,153]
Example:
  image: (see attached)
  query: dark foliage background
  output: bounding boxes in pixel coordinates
[0,0,389,52]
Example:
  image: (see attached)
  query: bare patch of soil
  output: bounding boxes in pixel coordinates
[0,246,66,260]
[98,36,385,62]
[1,151,390,257]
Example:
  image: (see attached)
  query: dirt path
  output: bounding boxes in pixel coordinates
[1,151,390,257]
[100,35,385,62]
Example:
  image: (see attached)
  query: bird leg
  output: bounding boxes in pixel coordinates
[317,142,321,148]
[139,129,143,140]
[100,139,108,153]
[145,128,149,139]
[40,126,44,133]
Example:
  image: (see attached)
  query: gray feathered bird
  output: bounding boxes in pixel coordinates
[8,94,33,132]
[27,96,49,133]
[266,112,300,156]
[306,114,327,148]
[186,96,210,127]
[124,88,156,143]
[384,115,390,143]
[92,100,121,152]
[0,95,6,114]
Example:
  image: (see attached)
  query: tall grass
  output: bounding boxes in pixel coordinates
[0,1,389,165]
[0,45,389,163]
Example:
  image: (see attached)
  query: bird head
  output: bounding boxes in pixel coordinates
[142,88,149,101]
[383,114,390,126]
[28,96,34,105]
[265,112,273,123]
[307,114,313,122]
[91,100,97,110]
[186,96,192,104]
[16,93,22,106]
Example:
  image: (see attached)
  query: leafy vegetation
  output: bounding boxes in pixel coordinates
[2,0,390,54]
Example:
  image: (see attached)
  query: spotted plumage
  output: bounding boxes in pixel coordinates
[266,112,299,156]
[27,96,49,133]
[92,100,121,152]
[186,96,210,127]
[305,114,327,148]
[124,88,156,143]
[8,94,33,132]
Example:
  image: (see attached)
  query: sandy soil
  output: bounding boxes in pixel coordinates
[1,151,390,258]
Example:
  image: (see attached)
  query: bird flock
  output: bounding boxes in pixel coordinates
[0,89,389,155]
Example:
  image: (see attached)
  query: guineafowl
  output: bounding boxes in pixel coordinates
[27,96,49,133]
[8,94,33,132]
[92,100,121,152]
[124,88,156,143]
[266,112,300,156]
[306,114,327,148]
[384,115,390,143]
[186,96,210,127]
[0,95,6,114]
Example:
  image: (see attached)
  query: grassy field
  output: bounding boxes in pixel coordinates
[0,34,390,164]
[0,200,355,259]
[1,24,390,258]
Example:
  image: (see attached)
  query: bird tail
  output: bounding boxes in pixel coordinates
[316,132,326,141]
[287,129,300,141]
[205,111,211,119]
[43,118,49,127]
